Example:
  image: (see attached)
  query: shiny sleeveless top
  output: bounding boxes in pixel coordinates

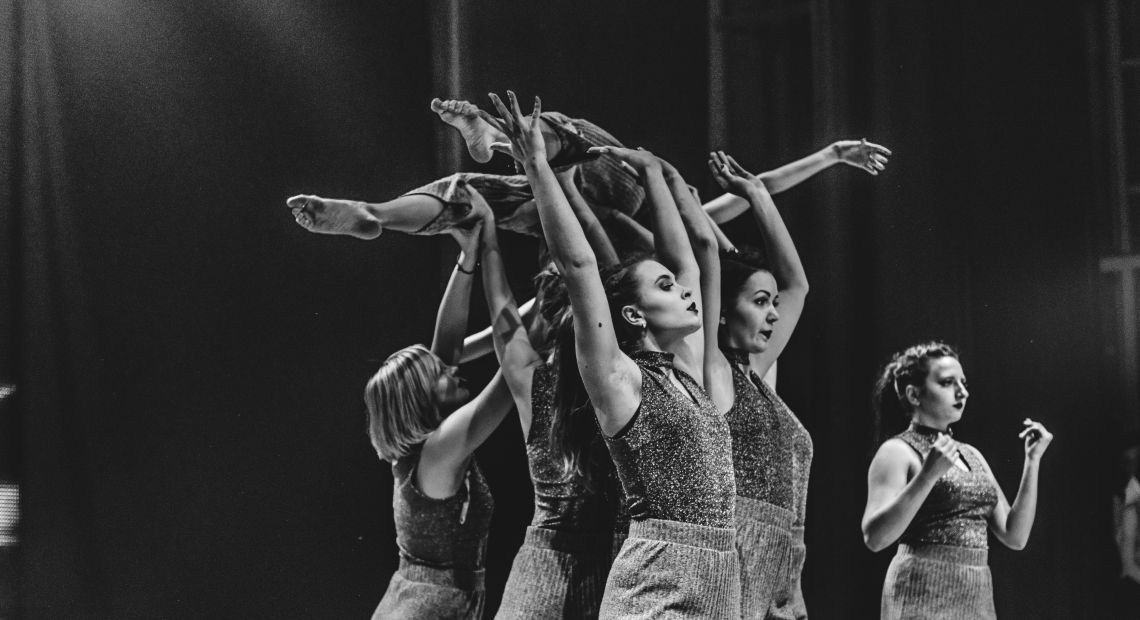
[526,363,619,534]
[894,426,998,548]
[391,453,494,570]
[603,350,735,528]
[723,349,814,525]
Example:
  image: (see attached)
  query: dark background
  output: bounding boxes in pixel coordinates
[2,0,1127,617]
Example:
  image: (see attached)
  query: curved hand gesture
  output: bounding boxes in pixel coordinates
[1018,418,1053,462]
[708,150,763,198]
[833,139,892,176]
[921,434,959,479]
[480,91,546,164]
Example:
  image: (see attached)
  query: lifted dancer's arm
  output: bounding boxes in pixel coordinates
[486,91,641,437]
[704,139,892,223]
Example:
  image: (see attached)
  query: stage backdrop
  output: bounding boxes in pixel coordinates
[3,0,1119,618]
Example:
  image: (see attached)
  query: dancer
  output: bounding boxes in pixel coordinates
[367,214,516,620]
[1113,432,1140,617]
[487,90,740,618]
[464,174,623,619]
[286,98,890,242]
[699,151,816,619]
[862,342,1053,620]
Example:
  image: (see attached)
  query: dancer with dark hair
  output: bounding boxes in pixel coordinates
[366,213,516,620]
[698,150,817,619]
[487,90,740,618]
[862,342,1053,620]
[465,174,623,619]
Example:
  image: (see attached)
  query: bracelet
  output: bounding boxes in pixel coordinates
[455,261,478,274]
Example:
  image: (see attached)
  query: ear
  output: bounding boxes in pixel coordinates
[905,384,921,408]
[621,304,645,329]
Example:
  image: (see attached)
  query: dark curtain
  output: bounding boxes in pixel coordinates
[1,0,1119,618]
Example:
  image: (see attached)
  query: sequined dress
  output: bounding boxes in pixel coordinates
[723,348,812,619]
[495,362,621,620]
[373,454,493,620]
[598,350,741,619]
[880,425,999,620]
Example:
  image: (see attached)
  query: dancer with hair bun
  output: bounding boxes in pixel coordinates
[862,342,1053,620]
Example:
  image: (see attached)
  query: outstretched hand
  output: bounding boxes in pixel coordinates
[833,139,892,176]
[480,91,546,165]
[448,184,491,252]
[708,150,764,197]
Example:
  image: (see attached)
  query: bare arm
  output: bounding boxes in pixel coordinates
[704,139,892,223]
[472,188,543,437]
[459,297,538,365]
[418,370,515,498]
[558,166,620,268]
[430,222,484,365]
[659,159,732,407]
[977,419,1053,550]
[1121,503,1140,581]
[486,92,641,437]
[707,152,808,382]
[863,435,959,551]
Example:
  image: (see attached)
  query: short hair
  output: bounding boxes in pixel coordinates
[364,344,445,461]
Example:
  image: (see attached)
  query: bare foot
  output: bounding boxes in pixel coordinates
[431,98,499,163]
[287,195,382,240]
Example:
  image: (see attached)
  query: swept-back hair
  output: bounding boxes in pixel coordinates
[871,341,960,441]
[364,344,445,462]
[717,245,771,348]
[546,253,653,487]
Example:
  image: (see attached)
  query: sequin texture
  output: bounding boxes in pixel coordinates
[894,426,998,549]
[526,363,620,536]
[391,455,494,571]
[603,350,736,528]
[722,349,814,525]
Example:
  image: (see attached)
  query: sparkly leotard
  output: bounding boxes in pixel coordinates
[894,425,997,548]
[526,362,619,534]
[723,348,813,524]
[391,454,494,571]
[603,350,735,528]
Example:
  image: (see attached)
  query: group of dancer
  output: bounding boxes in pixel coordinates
[287,92,1054,619]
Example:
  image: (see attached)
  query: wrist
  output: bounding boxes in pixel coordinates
[826,143,843,162]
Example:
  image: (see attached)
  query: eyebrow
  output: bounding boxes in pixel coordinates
[752,288,774,296]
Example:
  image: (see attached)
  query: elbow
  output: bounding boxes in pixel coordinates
[554,252,599,274]
[1005,538,1028,551]
[861,525,890,553]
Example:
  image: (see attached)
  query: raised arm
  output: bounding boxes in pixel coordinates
[430,219,484,365]
[471,187,543,436]
[418,369,515,497]
[704,139,892,223]
[459,297,538,365]
[710,151,809,382]
[485,91,641,437]
[862,435,959,552]
[976,419,1053,550]
[658,158,731,404]
[557,166,620,268]
[589,146,700,290]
